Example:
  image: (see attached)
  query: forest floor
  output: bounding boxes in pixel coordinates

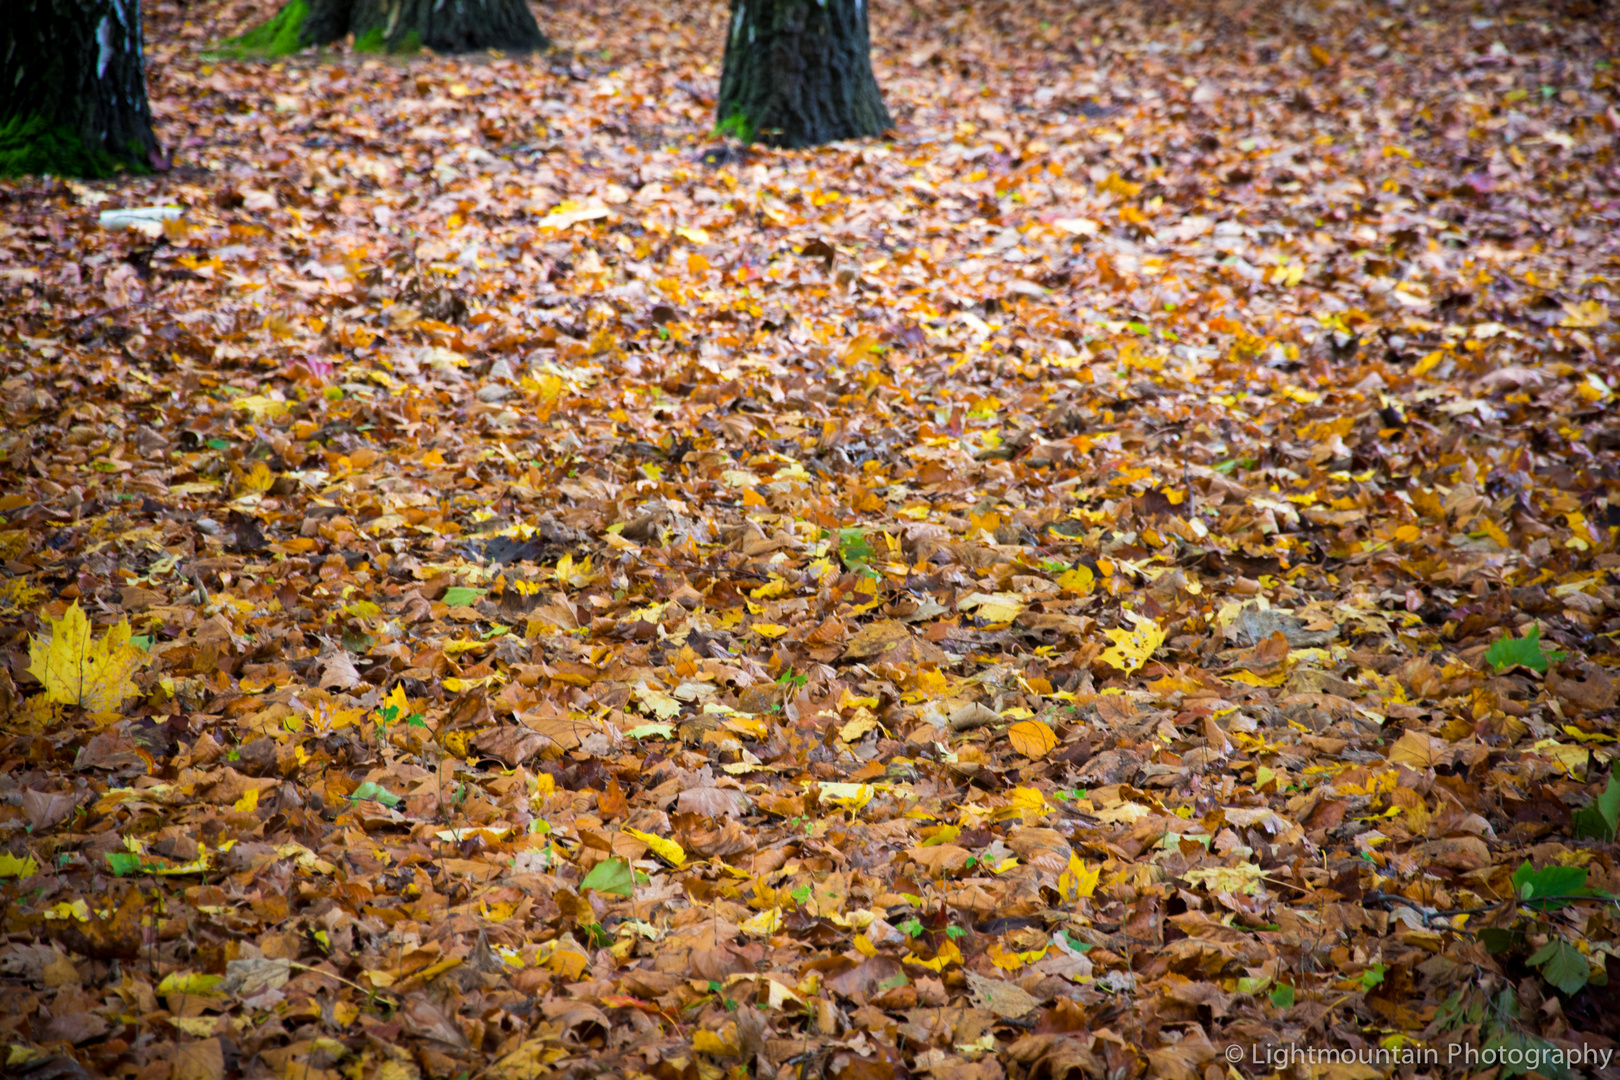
[2,0,1620,1078]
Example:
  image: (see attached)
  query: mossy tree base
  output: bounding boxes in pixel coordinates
[0,115,143,179]
[1,0,159,178]
[213,0,317,58]
[220,0,547,57]
[716,0,892,149]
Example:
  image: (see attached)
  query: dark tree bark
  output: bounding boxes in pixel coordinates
[240,0,547,55]
[343,0,547,53]
[716,0,892,149]
[1,0,160,177]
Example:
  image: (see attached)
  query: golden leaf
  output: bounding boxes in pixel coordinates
[546,942,590,980]
[1559,300,1609,328]
[739,907,783,936]
[838,711,881,743]
[1387,730,1454,770]
[1058,852,1100,899]
[0,853,39,878]
[622,827,685,866]
[1225,669,1288,688]
[1097,611,1166,674]
[239,461,275,494]
[1055,566,1095,594]
[632,682,682,720]
[28,602,147,713]
[693,1024,739,1056]
[1007,719,1058,759]
[1182,863,1266,894]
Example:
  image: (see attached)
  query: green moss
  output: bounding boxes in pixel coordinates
[210,0,310,58]
[355,26,423,54]
[352,25,386,52]
[0,114,147,179]
[713,111,755,142]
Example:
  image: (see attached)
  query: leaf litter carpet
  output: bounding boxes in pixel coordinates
[1,0,1619,1078]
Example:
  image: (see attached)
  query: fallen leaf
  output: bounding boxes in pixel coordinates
[1007,719,1057,758]
[27,602,146,712]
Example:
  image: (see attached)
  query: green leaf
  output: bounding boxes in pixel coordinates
[1511,862,1593,911]
[790,885,811,906]
[1359,964,1386,991]
[1528,938,1590,996]
[1573,774,1620,842]
[1270,983,1295,1008]
[105,851,152,876]
[876,972,910,991]
[442,586,484,608]
[1480,927,1522,954]
[349,781,402,808]
[1058,930,1094,953]
[1484,624,1567,674]
[837,528,874,570]
[580,856,636,897]
[1480,1030,1571,1080]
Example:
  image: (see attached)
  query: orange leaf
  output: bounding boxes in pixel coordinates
[1007,719,1058,759]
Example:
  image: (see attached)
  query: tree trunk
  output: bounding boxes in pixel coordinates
[232,0,547,55]
[716,0,892,150]
[346,0,548,53]
[1,0,159,177]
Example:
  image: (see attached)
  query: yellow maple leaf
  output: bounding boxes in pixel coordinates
[1055,566,1095,594]
[546,942,590,980]
[997,786,1049,822]
[987,942,1050,971]
[1058,852,1100,900]
[693,1024,739,1056]
[1559,300,1610,329]
[239,461,275,494]
[1182,863,1266,895]
[1225,669,1288,688]
[0,853,39,879]
[1097,610,1166,674]
[28,602,147,713]
[739,907,783,936]
[157,971,225,996]
[904,937,963,972]
[623,827,685,866]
